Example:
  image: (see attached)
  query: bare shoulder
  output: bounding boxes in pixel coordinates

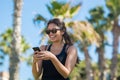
[67,45,77,55]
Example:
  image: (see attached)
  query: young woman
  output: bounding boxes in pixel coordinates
[32,18,78,80]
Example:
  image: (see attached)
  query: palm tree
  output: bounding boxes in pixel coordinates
[106,0,120,80]
[9,0,23,80]
[71,21,101,80]
[88,0,120,79]
[88,6,110,80]
[0,28,30,80]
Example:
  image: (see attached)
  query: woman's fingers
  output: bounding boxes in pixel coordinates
[37,54,44,58]
[34,51,52,60]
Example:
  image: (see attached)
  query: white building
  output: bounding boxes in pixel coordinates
[0,72,9,80]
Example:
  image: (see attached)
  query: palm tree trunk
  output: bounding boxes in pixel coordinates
[97,47,106,80]
[84,47,94,80]
[110,19,119,80]
[97,34,106,80]
[9,0,23,80]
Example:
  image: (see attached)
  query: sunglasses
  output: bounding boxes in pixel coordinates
[45,28,61,34]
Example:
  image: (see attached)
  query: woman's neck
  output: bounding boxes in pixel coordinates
[52,41,64,49]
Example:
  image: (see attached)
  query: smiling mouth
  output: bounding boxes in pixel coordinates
[49,35,56,39]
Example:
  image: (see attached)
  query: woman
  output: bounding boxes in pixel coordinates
[32,18,78,80]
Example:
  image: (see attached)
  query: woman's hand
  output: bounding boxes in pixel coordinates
[33,45,53,62]
[33,51,41,63]
[35,51,55,60]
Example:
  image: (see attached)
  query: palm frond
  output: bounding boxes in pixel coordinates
[33,14,47,26]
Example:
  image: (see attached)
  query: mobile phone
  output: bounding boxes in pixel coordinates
[32,47,41,52]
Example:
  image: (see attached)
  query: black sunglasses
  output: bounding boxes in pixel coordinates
[45,28,61,34]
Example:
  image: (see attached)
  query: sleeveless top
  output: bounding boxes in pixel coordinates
[42,44,70,80]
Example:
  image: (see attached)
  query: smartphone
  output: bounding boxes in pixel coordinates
[32,47,41,52]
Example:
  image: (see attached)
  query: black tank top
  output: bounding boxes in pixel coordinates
[42,44,70,80]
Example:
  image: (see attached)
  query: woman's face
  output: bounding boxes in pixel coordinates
[46,23,64,42]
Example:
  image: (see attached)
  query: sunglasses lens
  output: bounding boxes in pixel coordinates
[45,30,50,34]
[52,29,57,33]
[45,29,60,34]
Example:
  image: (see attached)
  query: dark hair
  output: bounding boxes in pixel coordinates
[47,18,73,46]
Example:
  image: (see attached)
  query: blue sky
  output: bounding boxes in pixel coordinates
[0,0,117,80]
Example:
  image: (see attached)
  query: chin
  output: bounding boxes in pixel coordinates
[50,39,56,42]
[49,37,60,42]
[50,39,59,43]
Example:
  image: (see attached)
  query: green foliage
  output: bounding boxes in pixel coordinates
[21,36,30,52]
[47,0,65,16]
[0,29,12,54]
[69,21,101,48]
[0,28,30,64]
[69,61,86,80]
[88,6,113,53]
[106,0,120,19]
[46,0,80,19]
[33,14,47,25]
[89,7,104,22]
[88,6,112,32]
[117,54,120,77]
[70,4,81,17]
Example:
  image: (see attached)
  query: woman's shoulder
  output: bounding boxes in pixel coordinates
[66,44,77,53]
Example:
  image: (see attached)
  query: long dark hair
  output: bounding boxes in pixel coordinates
[47,18,73,46]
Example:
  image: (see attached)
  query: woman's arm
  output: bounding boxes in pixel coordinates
[50,45,77,78]
[32,59,42,80]
[32,45,47,80]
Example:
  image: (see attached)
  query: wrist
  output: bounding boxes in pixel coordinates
[50,54,56,61]
[33,59,37,64]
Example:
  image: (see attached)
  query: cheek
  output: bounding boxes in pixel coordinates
[56,32,63,40]
[56,31,63,36]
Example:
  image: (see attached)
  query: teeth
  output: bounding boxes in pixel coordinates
[51,35,55,37]
[50,36,55,38]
